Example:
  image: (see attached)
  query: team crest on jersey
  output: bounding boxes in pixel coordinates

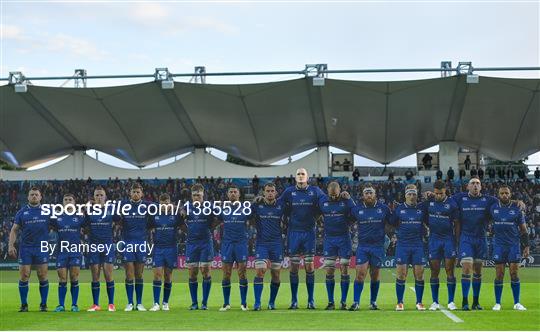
[308,191,314,196]
[481,198,486,202]
[430,202,434,206]
[444,204,450,209]
[24,211,29,215]
[340,202,345,207]
[494,209,499,214]
[509,210,516,215]
[400,210,406,214]
[292,192,297,196]
[377,208,382,213]
[324,202,329,207]
[417,210,422,214]
[358,211,364,215]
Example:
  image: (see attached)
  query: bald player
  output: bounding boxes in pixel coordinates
[277,168,325,309]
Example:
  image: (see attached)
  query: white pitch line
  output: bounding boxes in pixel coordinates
[440,309,464,323]
[407,284,464,323]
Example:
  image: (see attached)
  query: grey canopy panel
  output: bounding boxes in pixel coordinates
[0,76,539,168]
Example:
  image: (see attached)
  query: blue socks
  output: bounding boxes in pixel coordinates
[239,278,248,306]
[125,279,134,305]
[269,281,280,305]
[135,278,144,305]
[153,280,161,304]
[91,281,100,305]
[18,280,28,305]
[396,279,405,304]
[494,279,503,304]
[325,274,335,303]
[340,275,350,303]
[163,282,172,304]
[511,278,520,304]
[430,278,439,303]
[222,279,231,305]
[370,280,380,304]
[189,278,198,304]
[202,276,211,305]
[447,277,456,303]
[70,281,79,306]
[290,272,299,303]
[472,274,481,304]
[353,280,364,304]
[461,274,471,304]
[253,277,264,306]
[306,271,315,303]
[415,279,425,304]
[106,281,115,305]
[58,282,67,307]
[39,280,49,306]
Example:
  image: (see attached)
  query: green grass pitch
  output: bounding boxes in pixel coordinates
[1,268,539,330]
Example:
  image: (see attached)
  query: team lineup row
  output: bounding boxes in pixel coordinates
[8,168,531,313]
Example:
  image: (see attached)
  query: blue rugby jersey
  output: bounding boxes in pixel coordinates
[278,185,324,232]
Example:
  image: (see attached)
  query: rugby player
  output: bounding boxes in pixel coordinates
[349,184,392,311]
[218,185,251,311]
[51,193,84,312]
[390,184,428,311]
[149,193,181,311]
[425,181,459,311]
[181,184,216,310]
[251,183,287,310]
[84,186,120,312]
[120,183,151,311]
[489,184,529,311]
[318,182,355,310]
[9,187,50,312]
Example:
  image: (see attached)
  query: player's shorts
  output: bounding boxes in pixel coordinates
[122,241,148,263]
[221,241,248,263]
[18,246,49,266]
[87,244,116,265]
[186,239,214,264]
[256,241,283,263]
[323,235,352,259]
[153,247,178,268]
[56,253,82,269]
[396,244,426,266]
[355,245,385,267]
[459,235,487,260]
[428,237,456,261]
[492,243,521,264]
[287,230,316,256]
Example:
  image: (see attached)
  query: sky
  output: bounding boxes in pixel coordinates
[1,1,539,170]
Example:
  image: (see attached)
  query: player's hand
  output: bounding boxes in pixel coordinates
[423,191,434,200]
[340,191,351,200]
[514,200,526,211]
[8,245,17,258]
[523,246,530,258]
[253,196,264,204]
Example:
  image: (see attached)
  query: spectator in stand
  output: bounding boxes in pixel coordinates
[343,158,352,171]
[535,167,540,183]
[447,167,455,181]
[436,169,443,180]
[470,166,478,178]
[464,155,472,170]
[388,171,395,181]
[352,168,360,182]
[422,153,433,170]
[478,167,484,180]
[459,168,466,180]
[405,168,414,181]
[252,175,260,194]
[506,167,515,180]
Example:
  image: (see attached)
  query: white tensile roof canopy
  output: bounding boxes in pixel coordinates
[1,75,539,168]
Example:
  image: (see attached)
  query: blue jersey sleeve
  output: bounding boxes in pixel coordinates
[517,209,525,226]
[14,209,23,226]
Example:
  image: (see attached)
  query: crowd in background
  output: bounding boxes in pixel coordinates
[1,174,539,265]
